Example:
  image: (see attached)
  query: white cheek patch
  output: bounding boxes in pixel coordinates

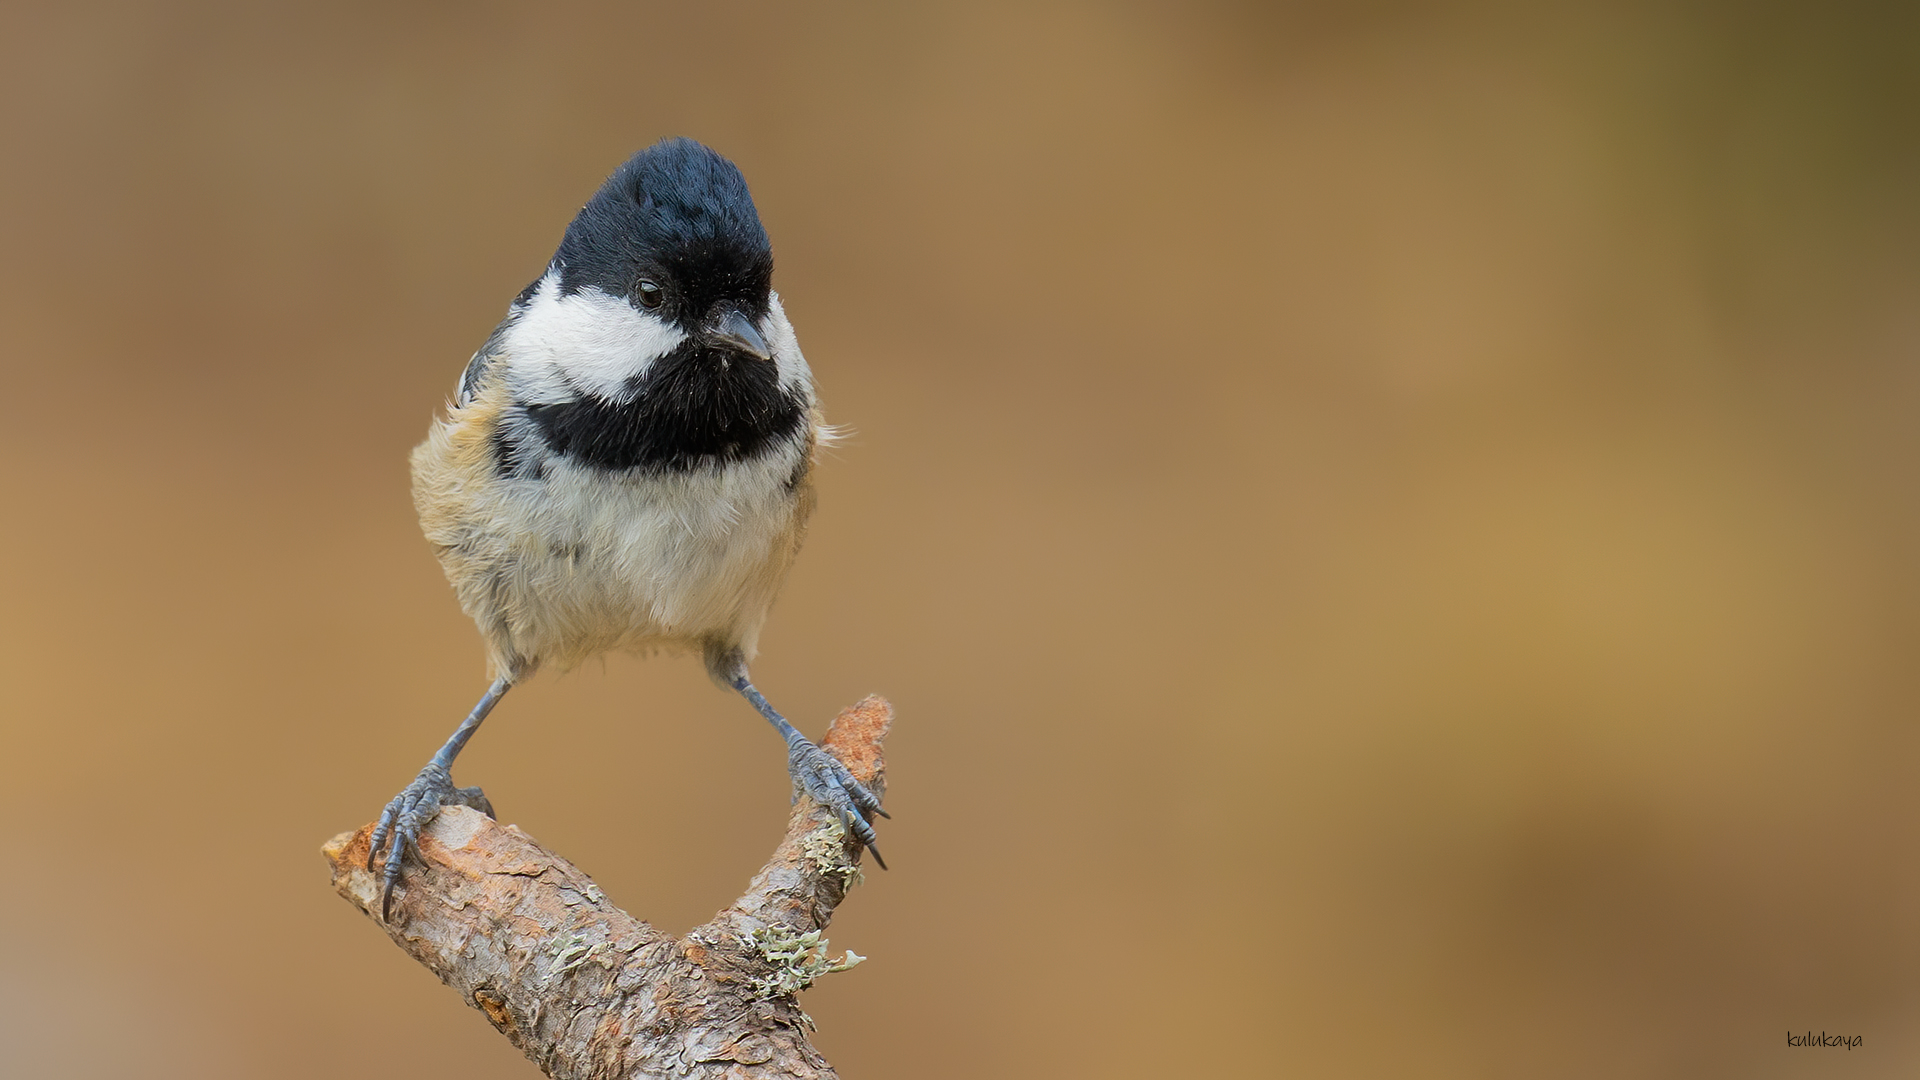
[762,293,812,393]
[504,272,687,403]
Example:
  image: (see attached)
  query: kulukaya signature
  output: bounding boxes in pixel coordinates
[1788,1031,1861,1050]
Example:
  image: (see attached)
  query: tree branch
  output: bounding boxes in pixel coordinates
[322,696,892,1080]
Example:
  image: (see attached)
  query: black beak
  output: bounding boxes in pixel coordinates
[707,306,772,361]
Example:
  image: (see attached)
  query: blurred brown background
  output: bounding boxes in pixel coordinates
[2,1,1917,1076]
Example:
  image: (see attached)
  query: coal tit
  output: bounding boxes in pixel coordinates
[368,139,885,915]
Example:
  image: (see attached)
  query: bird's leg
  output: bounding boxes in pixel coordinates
[367,676,511,918]
[729,674,890,868]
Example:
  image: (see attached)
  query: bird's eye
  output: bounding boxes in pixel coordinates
[636,280,664,310]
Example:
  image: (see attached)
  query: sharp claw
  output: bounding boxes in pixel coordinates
[368,810,395,871]
[851,788,888,817]
[367,764,486,924]
[822,757,886,819]
[785,740,887,870]
[381,826,407,921]
[847,780,887,819]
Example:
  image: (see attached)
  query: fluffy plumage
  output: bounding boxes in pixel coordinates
[414,138,824,680]
[412,284,823,681]
[368,139,882,917]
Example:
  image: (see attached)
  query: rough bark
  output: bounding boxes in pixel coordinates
[323,696,891,1080]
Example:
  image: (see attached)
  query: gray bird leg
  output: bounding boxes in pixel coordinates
[729,674,889,868]
[368,676,511,918]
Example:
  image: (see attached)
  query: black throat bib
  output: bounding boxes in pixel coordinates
[523,342,806,474]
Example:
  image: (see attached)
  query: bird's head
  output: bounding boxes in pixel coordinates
[553,137,776,362]
[483,140,814,474]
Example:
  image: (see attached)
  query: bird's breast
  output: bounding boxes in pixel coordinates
[484,442,809,646]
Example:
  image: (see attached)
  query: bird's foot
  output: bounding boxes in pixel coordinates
[787,739,889,869]
[366,763,494,920]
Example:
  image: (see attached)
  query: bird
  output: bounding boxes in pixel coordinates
[367,138,884,917]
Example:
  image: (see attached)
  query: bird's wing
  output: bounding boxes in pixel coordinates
[456,313,519,408]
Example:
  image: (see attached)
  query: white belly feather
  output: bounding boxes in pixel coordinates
[486,449,803,667]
